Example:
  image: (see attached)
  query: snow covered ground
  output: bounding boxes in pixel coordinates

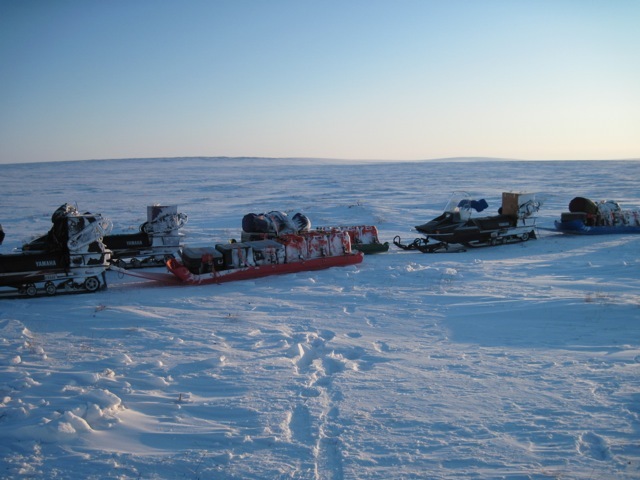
[1,158,639,479]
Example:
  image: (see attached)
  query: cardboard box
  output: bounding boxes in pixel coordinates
[502,192,537,218]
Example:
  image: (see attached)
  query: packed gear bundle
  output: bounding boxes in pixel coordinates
[555,197,640,234]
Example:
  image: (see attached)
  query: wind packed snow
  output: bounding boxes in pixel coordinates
[1,158,639,479]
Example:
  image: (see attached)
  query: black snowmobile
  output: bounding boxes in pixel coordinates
[102,205,188,268]
[2,203,111,297]
[394,191,540,252]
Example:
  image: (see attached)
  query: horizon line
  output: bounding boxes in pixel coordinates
[2,155,639,166]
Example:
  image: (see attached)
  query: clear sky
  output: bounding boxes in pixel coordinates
[1,0,639,164]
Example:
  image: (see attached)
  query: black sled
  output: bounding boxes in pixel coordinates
[103,206,187,268]
[3,204,111,298]
[394,191,540,253]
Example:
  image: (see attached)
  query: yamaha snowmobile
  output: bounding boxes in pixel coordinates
[2,203,111,297]
[555,197,640,234]
[394,191,540,252]
[240,211,388,254]
[102,205,188,268]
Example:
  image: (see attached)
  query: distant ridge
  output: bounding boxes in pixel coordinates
[2,155,638,166]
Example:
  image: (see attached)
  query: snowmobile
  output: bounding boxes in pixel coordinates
[555,197,640,234]
[394,191,540,252]
[102,205,188,268]
[2,203,111,297]
[240,211,389,254]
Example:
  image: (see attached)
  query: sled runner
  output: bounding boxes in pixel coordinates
[103,205,188,268]
[555,197,640,235]
[2,204,111,297]
[394,191,540,252]
[166,229,363,285]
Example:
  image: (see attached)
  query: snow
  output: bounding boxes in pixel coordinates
[1,157,640,479]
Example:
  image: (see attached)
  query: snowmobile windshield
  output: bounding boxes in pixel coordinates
[442,192,472,213]
[442,191,482,221]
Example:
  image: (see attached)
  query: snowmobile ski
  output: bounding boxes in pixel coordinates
[392,236,465,253]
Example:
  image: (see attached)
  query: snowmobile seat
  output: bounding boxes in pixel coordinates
[472,214,515,231]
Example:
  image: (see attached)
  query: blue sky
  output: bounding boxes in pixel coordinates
[1,0,638,164]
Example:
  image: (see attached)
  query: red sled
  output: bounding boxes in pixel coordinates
[167,230,363,285]
[166,253,363,285]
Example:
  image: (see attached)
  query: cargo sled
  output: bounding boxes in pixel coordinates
[3,204,111,297]
[240,211,388,254]
[102,205,188,268]
[394,192,540,252]
[315,225,389,254]
[166,229,363,285]
[555,197,640,234]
